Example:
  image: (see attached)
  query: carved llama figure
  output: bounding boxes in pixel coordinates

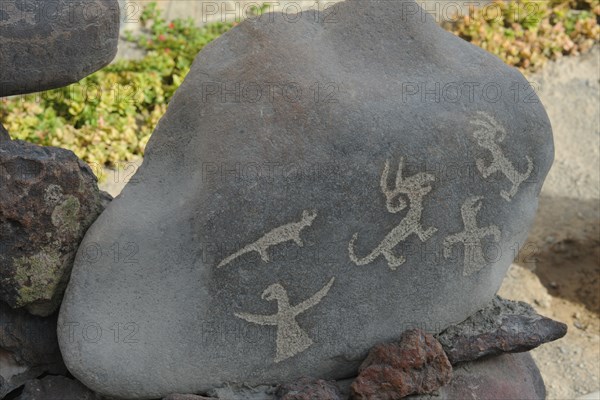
[471,112,533,201]
[348,158,437,270]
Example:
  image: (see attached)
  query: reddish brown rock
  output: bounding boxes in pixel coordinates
[277,377,343,400]
[350,329,452,400]
[437,296,567,364]
[407,352,546,400]
[0,140,106,316]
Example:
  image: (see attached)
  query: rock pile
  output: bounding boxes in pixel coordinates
[0,0,119,397]
[0,0,567,398]
[58,0,555,398]
[242,297,565,400]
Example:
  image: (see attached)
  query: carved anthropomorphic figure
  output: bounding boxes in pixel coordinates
[443,196,501,276]
[348,159,437,270]
[235,277,335,363]
[471,112,533,201]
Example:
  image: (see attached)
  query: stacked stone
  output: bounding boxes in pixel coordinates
[53,1,564,400]
[161,298,567,400]
[0,0,567,398]
[348,297,566,400]
[0,0,119,397]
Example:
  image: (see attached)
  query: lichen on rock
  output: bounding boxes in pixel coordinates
[13,248,64,311]
[51,195,81,236]
[0,140,109,316]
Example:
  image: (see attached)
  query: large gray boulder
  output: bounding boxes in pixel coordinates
[0,0,119,97]
[58,0,554,398]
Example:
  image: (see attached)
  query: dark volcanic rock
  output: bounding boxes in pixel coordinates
[277,377,343,400]
[0,0,120,97]
[0,302,65,398]
[0,123,9,141]
[0,140,106,316]
[350,329,452,399]
[407,352,546,400]
[437,296,568,364]
[99,190,114,209]
[163,395,215,400]
[0,303,64,370]
[58,0,553,397]
[15,375,101,400]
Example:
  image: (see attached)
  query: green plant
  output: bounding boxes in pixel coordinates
[1,1,598,170]
[0,3,235,169]
[445,0,599,72]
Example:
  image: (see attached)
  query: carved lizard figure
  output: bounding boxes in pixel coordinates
[348,159,437,270]
[217,209,317,268]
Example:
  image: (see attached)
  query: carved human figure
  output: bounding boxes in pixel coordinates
[217,209,317,268]
[471,112,533,201]
[348,159,437,270]
[235,277,335,363]
[443,196,501,276]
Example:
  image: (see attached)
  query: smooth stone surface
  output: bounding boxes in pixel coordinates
[437,296,568,364]
[407,352,546,400]
[58,0,553,397]
[0,0,119,97]
[0,302,66,397]
[0,141,106,315]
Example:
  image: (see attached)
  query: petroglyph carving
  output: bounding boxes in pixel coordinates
[471,112,533,201]
[235,277,335,363]
[217,209,317,268]
[348,159,437,270]
[443,196,501,276]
